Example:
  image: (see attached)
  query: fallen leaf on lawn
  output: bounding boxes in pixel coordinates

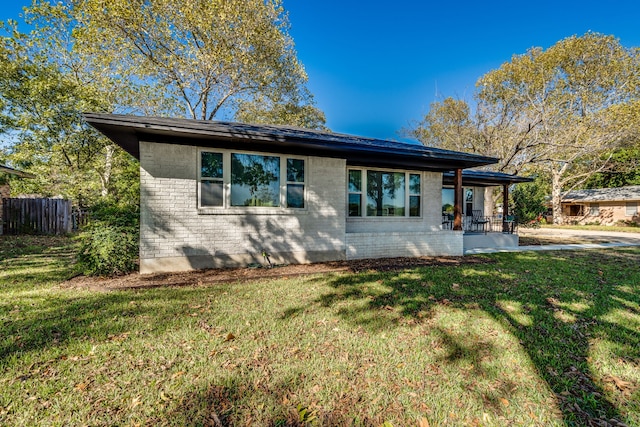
[160,391,171,401]
[603,374,633,392]
[452,283,460,290]
[130,396,141,408]
[500,397,510,407]
[224,333,236,342]
[171,371,185,379]
[384,305,394,311]
[75,382,88,391]
[418,417,430,427]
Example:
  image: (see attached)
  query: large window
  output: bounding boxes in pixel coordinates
[199,150,305,209]
[367,171,405,216]
[231,153,280,207]
[348,169,421,217]
[626,202,638,216]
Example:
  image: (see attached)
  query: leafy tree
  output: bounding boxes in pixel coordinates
[0,4,146,204]
[512,176,549,224]
[584,146,640,188]
[409,33,640,224]
[72,0,324,126]
[1,0,325,204]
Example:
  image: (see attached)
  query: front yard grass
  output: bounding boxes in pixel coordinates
[541,224,640,233]
[1,235,639,426]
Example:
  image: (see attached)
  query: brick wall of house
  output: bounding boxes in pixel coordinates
[346,230,463,259]
[138,141,464,273]
[139,141,347,273]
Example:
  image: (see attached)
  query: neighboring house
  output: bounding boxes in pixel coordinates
[85,114,530,274]
[0,164,36,235]
[561,186,640,225]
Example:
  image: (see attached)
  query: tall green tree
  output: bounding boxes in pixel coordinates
[72,0,324,124]
[0,0,325,204]
[409,33,640,224]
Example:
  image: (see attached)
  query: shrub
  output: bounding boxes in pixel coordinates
[76,200,139,276]
[512,177,548,224]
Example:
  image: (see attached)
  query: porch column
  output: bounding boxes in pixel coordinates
[453,168,463,231]
[502,184,510,232]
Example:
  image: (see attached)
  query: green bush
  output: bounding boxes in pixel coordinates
[512,177,548,224]
[76,200,139,276]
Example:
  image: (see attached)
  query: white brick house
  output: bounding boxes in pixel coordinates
[85,114,528,273]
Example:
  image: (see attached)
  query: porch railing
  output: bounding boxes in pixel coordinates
[442,215,519,234]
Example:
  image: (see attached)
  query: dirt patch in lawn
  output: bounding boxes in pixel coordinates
[61,255,492,291]
[518,235,608,246]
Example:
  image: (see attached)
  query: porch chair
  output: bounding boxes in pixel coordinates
[471,209,490,233]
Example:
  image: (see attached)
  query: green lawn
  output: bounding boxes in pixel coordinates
[1,236,639,426]
[541,224,640,233]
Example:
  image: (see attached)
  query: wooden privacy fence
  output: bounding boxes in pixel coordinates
[1,198,84,235]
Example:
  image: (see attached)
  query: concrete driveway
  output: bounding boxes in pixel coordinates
[519,227,640,244]
[466,227,640,254]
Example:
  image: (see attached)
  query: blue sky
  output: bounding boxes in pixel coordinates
[2,1,640,140]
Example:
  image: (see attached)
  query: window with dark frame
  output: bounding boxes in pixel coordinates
[409,173,421,217]
[348,170,362,217]
[348,169,420,218]
[286,158,305,208]
[200,152,223,207]
[199,150,305,210]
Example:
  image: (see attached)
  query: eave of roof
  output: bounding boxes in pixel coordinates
[0,164,35,179]
[443,170,533,187]
[563,185,640,202]
[83,113,499,172]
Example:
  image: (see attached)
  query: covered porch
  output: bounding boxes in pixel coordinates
[442,169,532,251]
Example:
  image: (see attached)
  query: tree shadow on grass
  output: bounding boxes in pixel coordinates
[294,249,640,426]
[159,375,380,426]
[0,284,233,364]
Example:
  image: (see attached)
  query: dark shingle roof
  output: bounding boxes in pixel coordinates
[83,113,498,172]
[443,170,533,187]
[563,186,640,202]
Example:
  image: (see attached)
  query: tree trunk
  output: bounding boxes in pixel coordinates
[100,144,114,197]
[551,169,564,225]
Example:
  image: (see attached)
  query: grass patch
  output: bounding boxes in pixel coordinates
[541,224,640,233]
[1,236,639,426]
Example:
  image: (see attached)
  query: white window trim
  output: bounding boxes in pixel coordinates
[346,167,423,219]
[198,148,308,215]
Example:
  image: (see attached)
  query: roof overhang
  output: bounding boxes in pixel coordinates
[84,113,499,172]
[0,164,35,179]
[443,170,533,187]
